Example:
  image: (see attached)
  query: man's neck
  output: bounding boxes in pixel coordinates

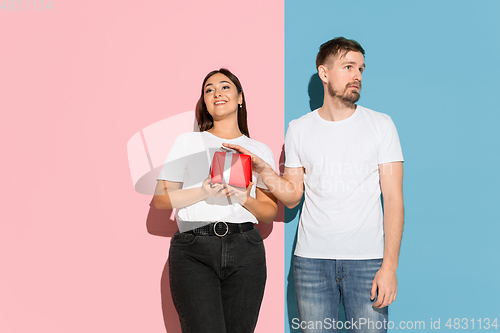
[318,97,357,122]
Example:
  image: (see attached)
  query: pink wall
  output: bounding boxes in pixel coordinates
[0,1,284,332]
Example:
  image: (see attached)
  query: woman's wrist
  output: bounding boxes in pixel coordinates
[199,184,211,200]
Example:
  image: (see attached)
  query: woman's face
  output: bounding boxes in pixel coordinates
[203,73,243,120]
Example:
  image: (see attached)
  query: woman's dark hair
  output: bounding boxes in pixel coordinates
[195,68,250,137]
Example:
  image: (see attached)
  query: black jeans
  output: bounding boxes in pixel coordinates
[168,227,267,333]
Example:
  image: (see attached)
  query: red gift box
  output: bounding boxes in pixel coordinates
[211,151,252,188]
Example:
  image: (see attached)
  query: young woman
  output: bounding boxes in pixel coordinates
[154,68,278,333]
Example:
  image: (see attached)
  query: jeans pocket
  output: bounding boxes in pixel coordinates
[243,228,264,245]
[170,232,198,247]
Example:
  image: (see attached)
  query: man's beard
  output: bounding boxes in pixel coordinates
[327,81,361,107]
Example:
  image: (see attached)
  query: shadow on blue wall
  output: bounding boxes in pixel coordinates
[308,73,324,112]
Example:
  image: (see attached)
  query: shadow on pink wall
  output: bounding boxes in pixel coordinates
[146,200,181,332]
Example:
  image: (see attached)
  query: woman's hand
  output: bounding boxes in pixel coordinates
[221,143,268,174]
[225,182,254,205]
[201,176,228,198]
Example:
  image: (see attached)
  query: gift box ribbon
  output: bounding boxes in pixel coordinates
[211,151,252,188]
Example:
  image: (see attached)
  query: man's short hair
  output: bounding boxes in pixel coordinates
[316,37,365,69]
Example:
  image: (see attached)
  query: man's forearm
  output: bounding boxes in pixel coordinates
[381,197,404,271]
[259,164,303,209]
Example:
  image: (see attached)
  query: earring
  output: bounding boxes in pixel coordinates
[238,104,242,109]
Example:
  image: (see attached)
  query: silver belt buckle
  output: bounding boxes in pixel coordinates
[213,221,228,237]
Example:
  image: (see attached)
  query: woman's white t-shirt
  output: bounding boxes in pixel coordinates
[157,131,276,232]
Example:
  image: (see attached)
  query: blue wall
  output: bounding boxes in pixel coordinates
[285,0,500,331]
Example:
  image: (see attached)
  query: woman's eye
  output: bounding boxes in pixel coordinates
[222,85,230,90]
[205,88,213,93]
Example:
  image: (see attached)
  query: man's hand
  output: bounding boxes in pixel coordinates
[222,143,268,173]
[223,143,305,209]
[370,267,397,308]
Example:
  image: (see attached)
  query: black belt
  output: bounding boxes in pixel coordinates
[184,222,254,237]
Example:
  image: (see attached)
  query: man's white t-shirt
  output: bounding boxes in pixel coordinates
[158,131,276,232]
[285,106,403,259]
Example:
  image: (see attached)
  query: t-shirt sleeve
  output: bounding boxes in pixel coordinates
[378,117,404,164]
[157,135,188,182]
[255,146,277,190]
[284,122,302,168]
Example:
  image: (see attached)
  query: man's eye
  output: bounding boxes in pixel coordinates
[345,66,351,69]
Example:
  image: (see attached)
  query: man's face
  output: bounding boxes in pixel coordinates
[323,51,365,105]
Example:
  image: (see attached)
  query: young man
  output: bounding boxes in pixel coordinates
[225,37,404,332]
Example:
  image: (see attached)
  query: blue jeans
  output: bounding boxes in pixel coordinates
[168,228,266,333]
[293,256,388,333]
